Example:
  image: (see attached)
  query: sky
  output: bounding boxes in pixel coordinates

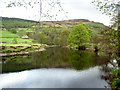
[0,0,112,26]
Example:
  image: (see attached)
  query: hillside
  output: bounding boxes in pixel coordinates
[1,17,107,45]
[1,17,106,30]
[42,19,105,29]
[1,17,113,55]
[2,17,39,28]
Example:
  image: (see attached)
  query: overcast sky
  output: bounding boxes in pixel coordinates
[1,0,112,26]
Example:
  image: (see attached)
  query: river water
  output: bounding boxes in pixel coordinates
[0,47,115,88]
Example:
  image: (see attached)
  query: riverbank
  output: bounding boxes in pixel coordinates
[0,44,48,57]
[0,48,46,57]
[0,44,117,57]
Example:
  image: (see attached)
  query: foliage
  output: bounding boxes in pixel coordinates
[92,0,120,54]
[67,24,92,47]
[17,30,27,36]
[91,31,104,46]
[9,28,17,34]
[33,32,47,44]
[2,18,31,28]
[68,50,92,70]
[112,69,120,77]
[60,30,70,46]
[112,69,120,89]
[102,28,118,45]
[91,0,118,16]
[2,17,37,28]
[99,27,118,53]
[87,23,105,30]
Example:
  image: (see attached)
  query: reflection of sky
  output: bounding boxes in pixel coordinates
[1,0,111,26]
[0,66,110,88]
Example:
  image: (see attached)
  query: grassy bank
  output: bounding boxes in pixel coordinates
[0,43,48,53]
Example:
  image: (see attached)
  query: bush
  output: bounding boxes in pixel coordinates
[10,28,17,34]
[112,70,120,89]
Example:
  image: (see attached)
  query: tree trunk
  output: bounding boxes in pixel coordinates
[117,7,120,69]
[78,46,86,50]
[94,45,99,52]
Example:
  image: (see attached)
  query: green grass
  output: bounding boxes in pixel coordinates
[17,28,34,32]
[0,43,46,53]
[2,43,42,46]
[1,30,19,37]
[1,38,33,44]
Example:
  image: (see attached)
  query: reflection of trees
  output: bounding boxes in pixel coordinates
[91,52,111,65]
[30,47,71,68]
[68,51,92,70]
[68,51,113,71]
[3,47,116,74]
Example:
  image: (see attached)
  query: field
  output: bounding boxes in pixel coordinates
[1,30,19,37]
[0,29,44,53]
[2,38,33,44]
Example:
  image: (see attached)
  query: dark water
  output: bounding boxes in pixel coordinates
[0,47,117,88]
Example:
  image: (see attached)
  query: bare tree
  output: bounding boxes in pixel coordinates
[1,0,68,22]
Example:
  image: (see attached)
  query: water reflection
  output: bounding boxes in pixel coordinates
[2,47,112,73]
[1,47,116,88]
[68,50,92,70]
[0,67,110,88]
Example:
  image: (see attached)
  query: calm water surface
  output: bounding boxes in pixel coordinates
[0,47,115,88]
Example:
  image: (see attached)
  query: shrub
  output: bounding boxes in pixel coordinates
[10,28,17,34]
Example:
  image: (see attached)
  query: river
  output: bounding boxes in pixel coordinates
[0,47,116,89]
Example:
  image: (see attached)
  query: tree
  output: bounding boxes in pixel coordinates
[60,30,70,46]
[9,28,17,34]
[92,0,120,54]
[91,0,118,17]
[92,1,120,89]
[33,32,47,44]
[17,30,26,36]
[67,24,92,50]
[3,0,68,21]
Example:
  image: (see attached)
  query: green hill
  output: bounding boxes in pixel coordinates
[2,17,38,28]
[1,17,107,45]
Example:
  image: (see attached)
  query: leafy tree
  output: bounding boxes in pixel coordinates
[67,24,92,50]
[60,30,70,46]
[92,1,120,89]
[92,0,119,17]
[92,0,120,53]
[17,30,26,36]
[33,32,47,44]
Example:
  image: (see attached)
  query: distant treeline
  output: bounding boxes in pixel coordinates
[2,17,38,23]
[2,17,39,28]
